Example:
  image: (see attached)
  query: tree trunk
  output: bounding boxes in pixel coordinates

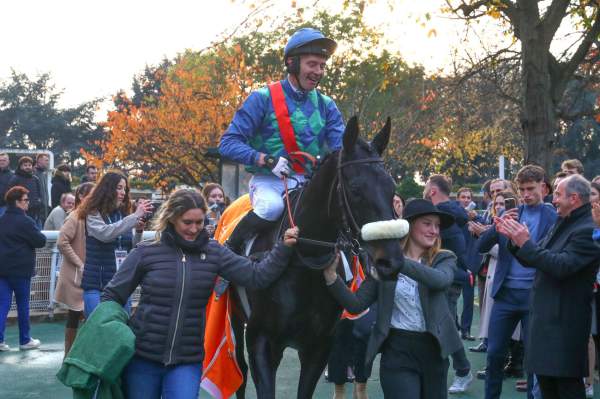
[519,4,558,172]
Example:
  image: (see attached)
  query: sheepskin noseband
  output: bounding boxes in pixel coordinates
[361,219,409,241]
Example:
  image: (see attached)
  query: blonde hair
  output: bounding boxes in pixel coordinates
[400,224,442,266]
[151,189,207,241]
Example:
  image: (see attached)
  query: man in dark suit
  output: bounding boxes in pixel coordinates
[456,187,480,342]
[497,174,600,399]
[478,165,557,399]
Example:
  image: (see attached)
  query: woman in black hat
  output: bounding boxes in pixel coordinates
[323,199,463,399]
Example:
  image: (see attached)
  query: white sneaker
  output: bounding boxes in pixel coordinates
[19,338,41,350]
[0,342,10,351]
[585,383,593,399]
[448,372,473,394]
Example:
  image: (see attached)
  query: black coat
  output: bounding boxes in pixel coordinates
[8,170,43,219]
[0,206,47,277]
[102,231,293,366]
[0,168,14,206]
[437,200,469,283]
[51,174,72,209]
[509,203,600,378]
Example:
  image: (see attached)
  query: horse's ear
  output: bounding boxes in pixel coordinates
[343,116,359,152]
[372,117,391,156]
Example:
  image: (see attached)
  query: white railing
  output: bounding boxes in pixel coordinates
[9,231,155,317]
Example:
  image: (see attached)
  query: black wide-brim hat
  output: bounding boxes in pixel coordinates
[403,199,455,230]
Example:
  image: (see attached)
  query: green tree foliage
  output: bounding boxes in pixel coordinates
[425,70,524,183]
[130,58,173,108]
[227,2,441,180]
[0,70,102,162]
[395,176,424,200]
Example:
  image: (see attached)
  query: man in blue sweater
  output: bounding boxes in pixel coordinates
[478,165,557,399]
[424,174,473,394]
[219,28,345,254]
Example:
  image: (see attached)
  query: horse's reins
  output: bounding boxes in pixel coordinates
[282,151,315,230]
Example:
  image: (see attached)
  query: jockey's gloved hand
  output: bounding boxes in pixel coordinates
[265,155,291,178]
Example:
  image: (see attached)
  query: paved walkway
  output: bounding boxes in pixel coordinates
[0,308,596,398]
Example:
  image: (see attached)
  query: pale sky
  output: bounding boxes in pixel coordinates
[0,0,501,113]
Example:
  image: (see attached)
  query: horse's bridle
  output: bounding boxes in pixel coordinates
[282,149,385,270]
[330,150,384,243]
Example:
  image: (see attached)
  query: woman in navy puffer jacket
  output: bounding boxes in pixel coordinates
[0,186,46,351]
[102,189,298,399]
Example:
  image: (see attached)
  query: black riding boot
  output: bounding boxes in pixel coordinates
[504,339,524,378]
[225,211,276,255]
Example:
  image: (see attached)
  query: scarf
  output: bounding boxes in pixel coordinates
[162,224,209,253]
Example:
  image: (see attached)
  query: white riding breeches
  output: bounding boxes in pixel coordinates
[249,174,305,221]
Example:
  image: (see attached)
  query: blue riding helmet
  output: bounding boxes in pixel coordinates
[284,28,337,60]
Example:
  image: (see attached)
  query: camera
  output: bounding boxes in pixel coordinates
[142,201,163,223]
[504,198,517,210]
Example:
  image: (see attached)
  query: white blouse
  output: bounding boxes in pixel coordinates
[390,271,426,332]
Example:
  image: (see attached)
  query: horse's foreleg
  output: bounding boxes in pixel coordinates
[296,339,334,399]
[247,329,283,399]
[232,315,248,399]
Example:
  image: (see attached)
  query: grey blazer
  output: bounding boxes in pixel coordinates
[328,250,462,369]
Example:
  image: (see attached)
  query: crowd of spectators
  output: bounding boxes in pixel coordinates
[427,159,600,399]
[1,152,600,399]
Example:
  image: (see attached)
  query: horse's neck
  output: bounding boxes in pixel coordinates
[294,156,340,242]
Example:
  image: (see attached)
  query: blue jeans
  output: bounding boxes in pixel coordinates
[124,355,202,399]
[485,287,532,399]
[532,374,541,399]
[83,290,130,319]
[0,277,32,345]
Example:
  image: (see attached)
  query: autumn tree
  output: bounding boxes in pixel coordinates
[91,1,441,188]
[418,62,525,183]
[85,46,253,188]
[229,2,442,180]
[445,0,600,171]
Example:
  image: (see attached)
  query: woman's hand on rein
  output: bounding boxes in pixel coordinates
[323,252,340,285]
[283,227,300,247]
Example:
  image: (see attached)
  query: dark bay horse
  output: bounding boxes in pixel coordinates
[233,116,402,399]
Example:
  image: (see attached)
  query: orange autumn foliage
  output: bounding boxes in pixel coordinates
[84,46,255,189]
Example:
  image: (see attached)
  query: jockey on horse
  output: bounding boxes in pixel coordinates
[218,27,345,254]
